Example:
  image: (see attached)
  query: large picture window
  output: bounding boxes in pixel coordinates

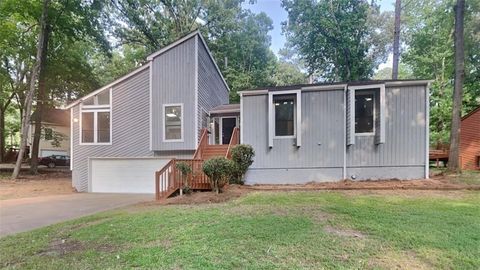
[80,89,111,144]
[164,104,183,141]
[274,94,296,137]
[355,90,375,134]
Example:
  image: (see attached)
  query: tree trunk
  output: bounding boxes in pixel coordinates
[392,0,401,79]
[447,0,465,172]
[30,25,51,175]
[12,0,50,179]
[0,109,5,163]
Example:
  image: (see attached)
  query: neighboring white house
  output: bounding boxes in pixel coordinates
[29,108,70,157]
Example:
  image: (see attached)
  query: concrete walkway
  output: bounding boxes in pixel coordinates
[0,193,153,237]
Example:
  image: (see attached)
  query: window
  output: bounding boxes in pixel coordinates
[274,94,296,137]
[97,112,110,142]
[44,128,53,140]
[83,90,110,107]
[355,90,375,134]
[164,104,183,141]
[80,89,111,144]
[81,112,94,143]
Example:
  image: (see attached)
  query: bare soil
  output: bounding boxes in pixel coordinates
[147,184,250,206]
[152,173,479,206]
[0,171,74,200]
[249,174,480,192]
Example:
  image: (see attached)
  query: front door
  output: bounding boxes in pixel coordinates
[221,117,237,144]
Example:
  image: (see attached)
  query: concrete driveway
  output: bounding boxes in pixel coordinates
[0,193,153,237]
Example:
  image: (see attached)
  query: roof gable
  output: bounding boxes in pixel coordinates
[66,30,228,109]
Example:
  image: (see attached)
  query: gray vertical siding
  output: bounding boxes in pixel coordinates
[151,37,196,151]
[242,84,428,184]
[243,90,345,169]
[72,68,153,192]
[197,38,229,140]
[346,85,426,167]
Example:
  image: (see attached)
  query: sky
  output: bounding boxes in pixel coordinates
[243,0,396,69]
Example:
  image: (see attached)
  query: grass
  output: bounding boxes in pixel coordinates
[430,168,480,185]
[1,191,479,269]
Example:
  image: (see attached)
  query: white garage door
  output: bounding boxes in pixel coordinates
[90,158,170,194]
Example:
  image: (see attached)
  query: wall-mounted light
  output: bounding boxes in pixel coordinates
[73,118,79,123]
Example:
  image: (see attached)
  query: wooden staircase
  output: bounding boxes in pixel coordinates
[202,145,229,160]
[155,127,240,200]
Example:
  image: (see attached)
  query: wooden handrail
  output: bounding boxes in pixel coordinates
[193,128,209,159]
[155,158,210,200]
[225,127,240,159]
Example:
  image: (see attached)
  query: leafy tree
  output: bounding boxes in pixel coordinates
[282,0,377,81]
[12,0,50,179]
[373,64,412,80]
[272,61,307,86]
[107,0,278,102]
[448,0,465,172]
[402,0,479,146]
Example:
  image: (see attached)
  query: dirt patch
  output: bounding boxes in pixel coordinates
[144,184,251,206]
[324,226,366,238]
[249,175,480,192]
[0,171,74,200]
[369,250,434,270]
[39,239,85,256]
[39,238,116,256]
[337,189,473,199]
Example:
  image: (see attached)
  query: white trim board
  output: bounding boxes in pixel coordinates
[268,90,302,148]
[194,35,199,147]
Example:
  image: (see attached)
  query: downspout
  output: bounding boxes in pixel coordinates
[343,85,347,179]
[425,82,430,179]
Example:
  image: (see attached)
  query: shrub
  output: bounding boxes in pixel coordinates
[176,161,192,195]
[202,157,234,194]
[230,144,255,184]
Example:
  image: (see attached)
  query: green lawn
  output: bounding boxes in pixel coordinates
[1,191,479,269]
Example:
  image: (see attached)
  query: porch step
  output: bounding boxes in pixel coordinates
[201,145,229,160]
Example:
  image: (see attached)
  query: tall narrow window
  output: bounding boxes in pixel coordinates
[274,94,295,137]
[355,90,375,134]
[81,112,94,143]
[164,104,183,141]
[80,88,111,144]
[97,112,110,143]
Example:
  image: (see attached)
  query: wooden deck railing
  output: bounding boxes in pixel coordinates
[225,127,240,159]
[155,158,210,200]
[193,128,209,159]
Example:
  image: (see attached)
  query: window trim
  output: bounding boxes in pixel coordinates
[273,94,297,139]
[163,103,184,142]
[79,88,112,145]
[354,90,376,136]
[268,89,302,147]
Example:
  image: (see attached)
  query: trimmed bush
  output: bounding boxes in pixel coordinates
[230,144,255,184]
[176,161,192,195]
[202,157,234,194]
